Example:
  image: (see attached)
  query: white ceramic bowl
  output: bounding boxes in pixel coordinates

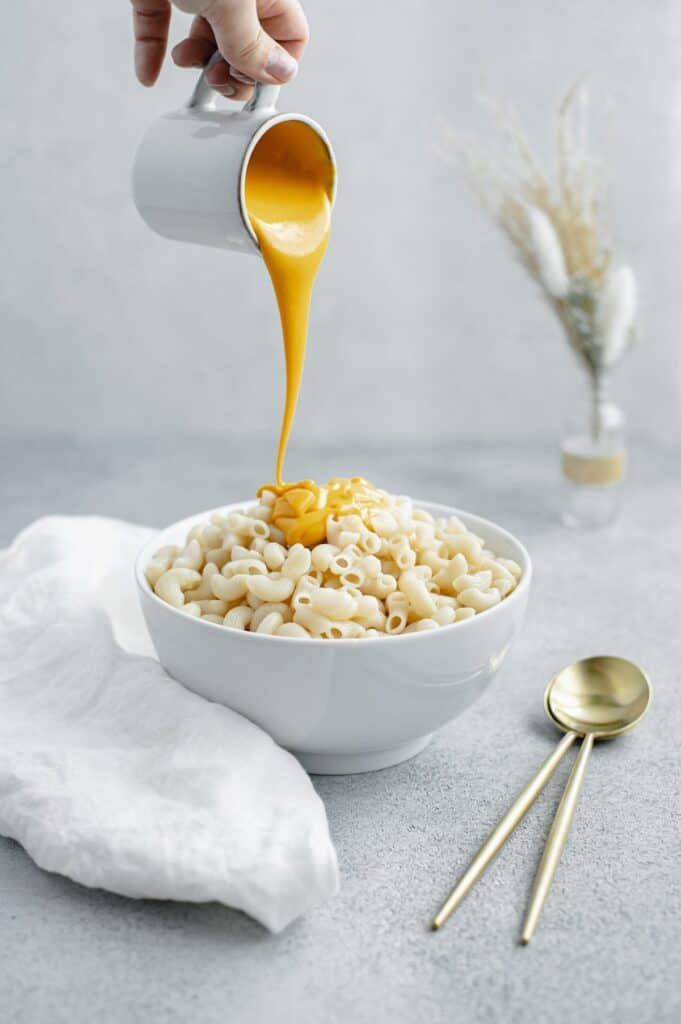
[135,501,531,774]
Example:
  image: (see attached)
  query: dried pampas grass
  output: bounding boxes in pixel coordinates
[440,82,637,375]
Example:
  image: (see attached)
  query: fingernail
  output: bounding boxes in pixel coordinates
[264,46,297,82]
[222,84,236,97]
[231,70,255,85]
[134,47,153,87]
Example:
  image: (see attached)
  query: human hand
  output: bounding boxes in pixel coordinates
[131,0,309,100]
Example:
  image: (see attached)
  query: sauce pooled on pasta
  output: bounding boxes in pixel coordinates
[258,477,389,547]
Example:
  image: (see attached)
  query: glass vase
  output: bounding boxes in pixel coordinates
[560,371,626,529]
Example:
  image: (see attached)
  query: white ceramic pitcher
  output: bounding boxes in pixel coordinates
[132,56,336,253]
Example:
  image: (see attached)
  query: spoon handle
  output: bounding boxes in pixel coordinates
[520,732,595,944]
[431,731,577,930]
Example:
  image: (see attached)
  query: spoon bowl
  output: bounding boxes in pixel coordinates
[545,656,652,739]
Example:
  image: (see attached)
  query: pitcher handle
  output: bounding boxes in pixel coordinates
[187,51,280,112]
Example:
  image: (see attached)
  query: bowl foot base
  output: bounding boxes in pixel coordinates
[295,734,433,775]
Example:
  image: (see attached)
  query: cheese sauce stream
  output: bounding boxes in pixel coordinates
[245,121,332,486]
[245,120,383,546]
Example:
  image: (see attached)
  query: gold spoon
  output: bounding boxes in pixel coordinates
[431,656,652,935]
[519,655,652,943]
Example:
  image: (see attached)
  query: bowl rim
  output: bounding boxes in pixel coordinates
[135,499,532,646]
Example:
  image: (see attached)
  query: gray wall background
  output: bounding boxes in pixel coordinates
[2,1,680,452]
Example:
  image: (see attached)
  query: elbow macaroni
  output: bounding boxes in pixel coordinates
[147,489,521,638]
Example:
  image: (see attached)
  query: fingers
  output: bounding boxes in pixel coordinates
[171,15,217,67]
[131,0,172,86]
[202,0,307,84]
[172,26,216,67]
[172,17,254,99]
[205,57,254,100]
[258,0,309,62]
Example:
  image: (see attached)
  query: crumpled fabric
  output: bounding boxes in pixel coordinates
[0,516,339,932]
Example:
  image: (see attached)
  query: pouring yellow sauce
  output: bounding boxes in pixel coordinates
[245,120,332,485]
[245,119,383,546]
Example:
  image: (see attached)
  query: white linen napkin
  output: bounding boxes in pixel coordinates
[0,516,339,933]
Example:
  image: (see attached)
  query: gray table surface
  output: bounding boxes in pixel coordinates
[1,435,680,1024]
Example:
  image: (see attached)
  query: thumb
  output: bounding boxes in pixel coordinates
[203,0,298,84]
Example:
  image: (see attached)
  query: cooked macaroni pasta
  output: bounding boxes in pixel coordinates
[147,488,522,639]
